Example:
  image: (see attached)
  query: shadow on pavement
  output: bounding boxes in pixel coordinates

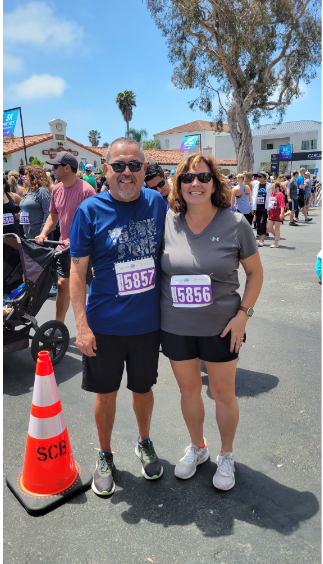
[107,459,318,537]
[200,363,279,399]
[3,346,83,396]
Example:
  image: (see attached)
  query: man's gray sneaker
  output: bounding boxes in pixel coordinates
[175,441,209,479]
[92,451,115,496]
[135,438,163,480]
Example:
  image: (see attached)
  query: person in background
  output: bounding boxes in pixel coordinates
[304,172,312,218]
[231,173,252,224]
[298,178,312,222]
[310,175,317,206]
[8,171,21,196]
[267,182,285,248]
[145,162,172,202]
[19,166,51,240]
[3,176,21,236]
[17,166,26,195]
[169,170,176,189]
[83,164,97,190]
[35,152,96,323]
[251,171,272,247]
[76,171,84,179]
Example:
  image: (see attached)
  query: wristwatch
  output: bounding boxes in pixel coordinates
[239,306,254,317]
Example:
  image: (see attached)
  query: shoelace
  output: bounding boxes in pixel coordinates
[99,454,112,474]
[218,453,233,477]
[140,440,156,461]
[182,446,199,464]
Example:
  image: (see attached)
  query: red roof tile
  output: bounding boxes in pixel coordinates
[3,134,104,157]
[154,120,230,136]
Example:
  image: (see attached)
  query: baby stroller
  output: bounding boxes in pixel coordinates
[3,234,70,365]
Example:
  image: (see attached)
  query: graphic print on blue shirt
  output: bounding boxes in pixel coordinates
[70,188,168,336]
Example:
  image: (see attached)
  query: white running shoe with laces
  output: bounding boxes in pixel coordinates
[175,441,209,479]
[213,452,235,490]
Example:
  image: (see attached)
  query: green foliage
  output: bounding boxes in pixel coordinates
[97,167,106,175]
[28,156,44,167]
[116,91,136,132]
[127,128,148,144]
[146,0,321,170]
[142,139,161,149]
[88,130,101,146]
[102,142,110,147]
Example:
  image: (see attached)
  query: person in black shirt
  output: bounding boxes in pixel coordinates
[145,162,171,202]
[3,177,21,236]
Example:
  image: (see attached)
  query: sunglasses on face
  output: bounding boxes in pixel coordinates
[53,164,65,170]
[109,160,144,173]
[149,178,165,190]
[179,172,213,184]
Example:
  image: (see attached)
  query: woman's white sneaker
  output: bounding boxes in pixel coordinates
[213,452,235,490]
[175,440,209,479]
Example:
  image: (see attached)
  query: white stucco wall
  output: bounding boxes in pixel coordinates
[4,140,102,172]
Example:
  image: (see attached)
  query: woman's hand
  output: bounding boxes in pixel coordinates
[220,311,247,353]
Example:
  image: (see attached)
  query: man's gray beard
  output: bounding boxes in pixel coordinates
[116,181,137,200]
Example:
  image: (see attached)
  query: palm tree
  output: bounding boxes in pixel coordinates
[116,91,136,134]
[142,139,161,149]
[88,130,101,146]
[102,142,110,147]
[127,128,148,145]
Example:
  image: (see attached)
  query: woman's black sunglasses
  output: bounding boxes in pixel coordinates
[179,172,213,184]
[109,160,144,173]
[149,178,165,190]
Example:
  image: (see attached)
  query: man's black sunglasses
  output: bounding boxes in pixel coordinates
[148,178,165,190]
[179,172,213,184]
[109,160,144,173]
[53,164,65,169]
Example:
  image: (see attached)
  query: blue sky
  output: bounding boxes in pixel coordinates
[3,0,322,146]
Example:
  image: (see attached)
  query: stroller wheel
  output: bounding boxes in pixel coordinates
[31,320,70,365]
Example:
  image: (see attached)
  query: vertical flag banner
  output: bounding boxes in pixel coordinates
[3,109,19,138]
[179,135,199,151]
[81,158,86,172]
[279,145,292,160]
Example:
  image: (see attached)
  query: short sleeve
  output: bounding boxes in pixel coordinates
[237,215,258,260]
[70,205,94,257]
[278,193,285,207]
[49,187,58,214]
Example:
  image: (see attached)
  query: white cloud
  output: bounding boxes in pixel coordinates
[5,74,67,100]
[3,54,24,73]
[4,2,83,47]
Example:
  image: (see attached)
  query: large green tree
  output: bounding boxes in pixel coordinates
[127,128,148,144]
[146,0,321,171]
[142,139,161,149]
[116,90,137,134]
[88,130,101,146]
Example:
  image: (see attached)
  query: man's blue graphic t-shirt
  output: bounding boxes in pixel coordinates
[70,188,168,336]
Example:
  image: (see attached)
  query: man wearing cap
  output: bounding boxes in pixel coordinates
[69,137,168,496]
[83,164,97,191]
[145,162,172,202]
[35,151,96,322]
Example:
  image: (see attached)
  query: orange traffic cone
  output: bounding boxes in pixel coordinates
[6,351,92,514]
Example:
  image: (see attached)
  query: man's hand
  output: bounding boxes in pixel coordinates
[62,238,70,247]
[35,233,47,245]
[288,198,292,203]
[76,324,97,357]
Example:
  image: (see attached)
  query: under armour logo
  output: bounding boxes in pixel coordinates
[212,237,220,241]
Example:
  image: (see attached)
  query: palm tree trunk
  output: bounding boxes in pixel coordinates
[126,120,129,136]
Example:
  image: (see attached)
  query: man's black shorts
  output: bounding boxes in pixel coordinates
[160,330,244,363]
[288,198,298,212]
[56,252,93,282]
[82,330,160,394]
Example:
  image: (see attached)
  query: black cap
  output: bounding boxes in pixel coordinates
[46,151,78,169]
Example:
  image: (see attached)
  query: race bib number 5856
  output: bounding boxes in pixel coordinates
[171,274,213,307]
[115,257,156,296]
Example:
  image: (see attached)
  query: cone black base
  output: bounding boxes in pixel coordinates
[6,461,92,515]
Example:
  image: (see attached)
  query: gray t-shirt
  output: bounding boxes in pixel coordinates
[288,179,298,199]
[19,187,51,239]
[160,207,258,336]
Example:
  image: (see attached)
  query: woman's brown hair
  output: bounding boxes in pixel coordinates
[168,153,231,213]
[23,165,52,193]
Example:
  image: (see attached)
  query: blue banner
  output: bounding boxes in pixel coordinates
[279,145,292,160]
[180,134,199,151]
[81,158,86,172]
[3,109,19,138]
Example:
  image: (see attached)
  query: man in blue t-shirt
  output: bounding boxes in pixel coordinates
[70,137,168,496]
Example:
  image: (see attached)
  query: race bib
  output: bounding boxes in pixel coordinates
[268,198,276,209]
[257,196,265,205]
[19,211,30,224]
[171,275,213,308]
[3,213,14,226]
[115,257,156,296]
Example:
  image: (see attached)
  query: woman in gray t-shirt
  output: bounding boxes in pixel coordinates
[160,153,263,491]
[19,166,51,239]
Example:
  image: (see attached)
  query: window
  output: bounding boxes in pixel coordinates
[165,139,169,148]
[300,165,316,174]
[301,139,317,150]
[266,143,274,150]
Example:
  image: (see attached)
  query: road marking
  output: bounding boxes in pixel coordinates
[65,351,82,360]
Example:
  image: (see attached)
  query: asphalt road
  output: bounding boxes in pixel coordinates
[3,208,321,564]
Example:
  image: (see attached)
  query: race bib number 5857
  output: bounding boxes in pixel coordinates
[115,257,156,296]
